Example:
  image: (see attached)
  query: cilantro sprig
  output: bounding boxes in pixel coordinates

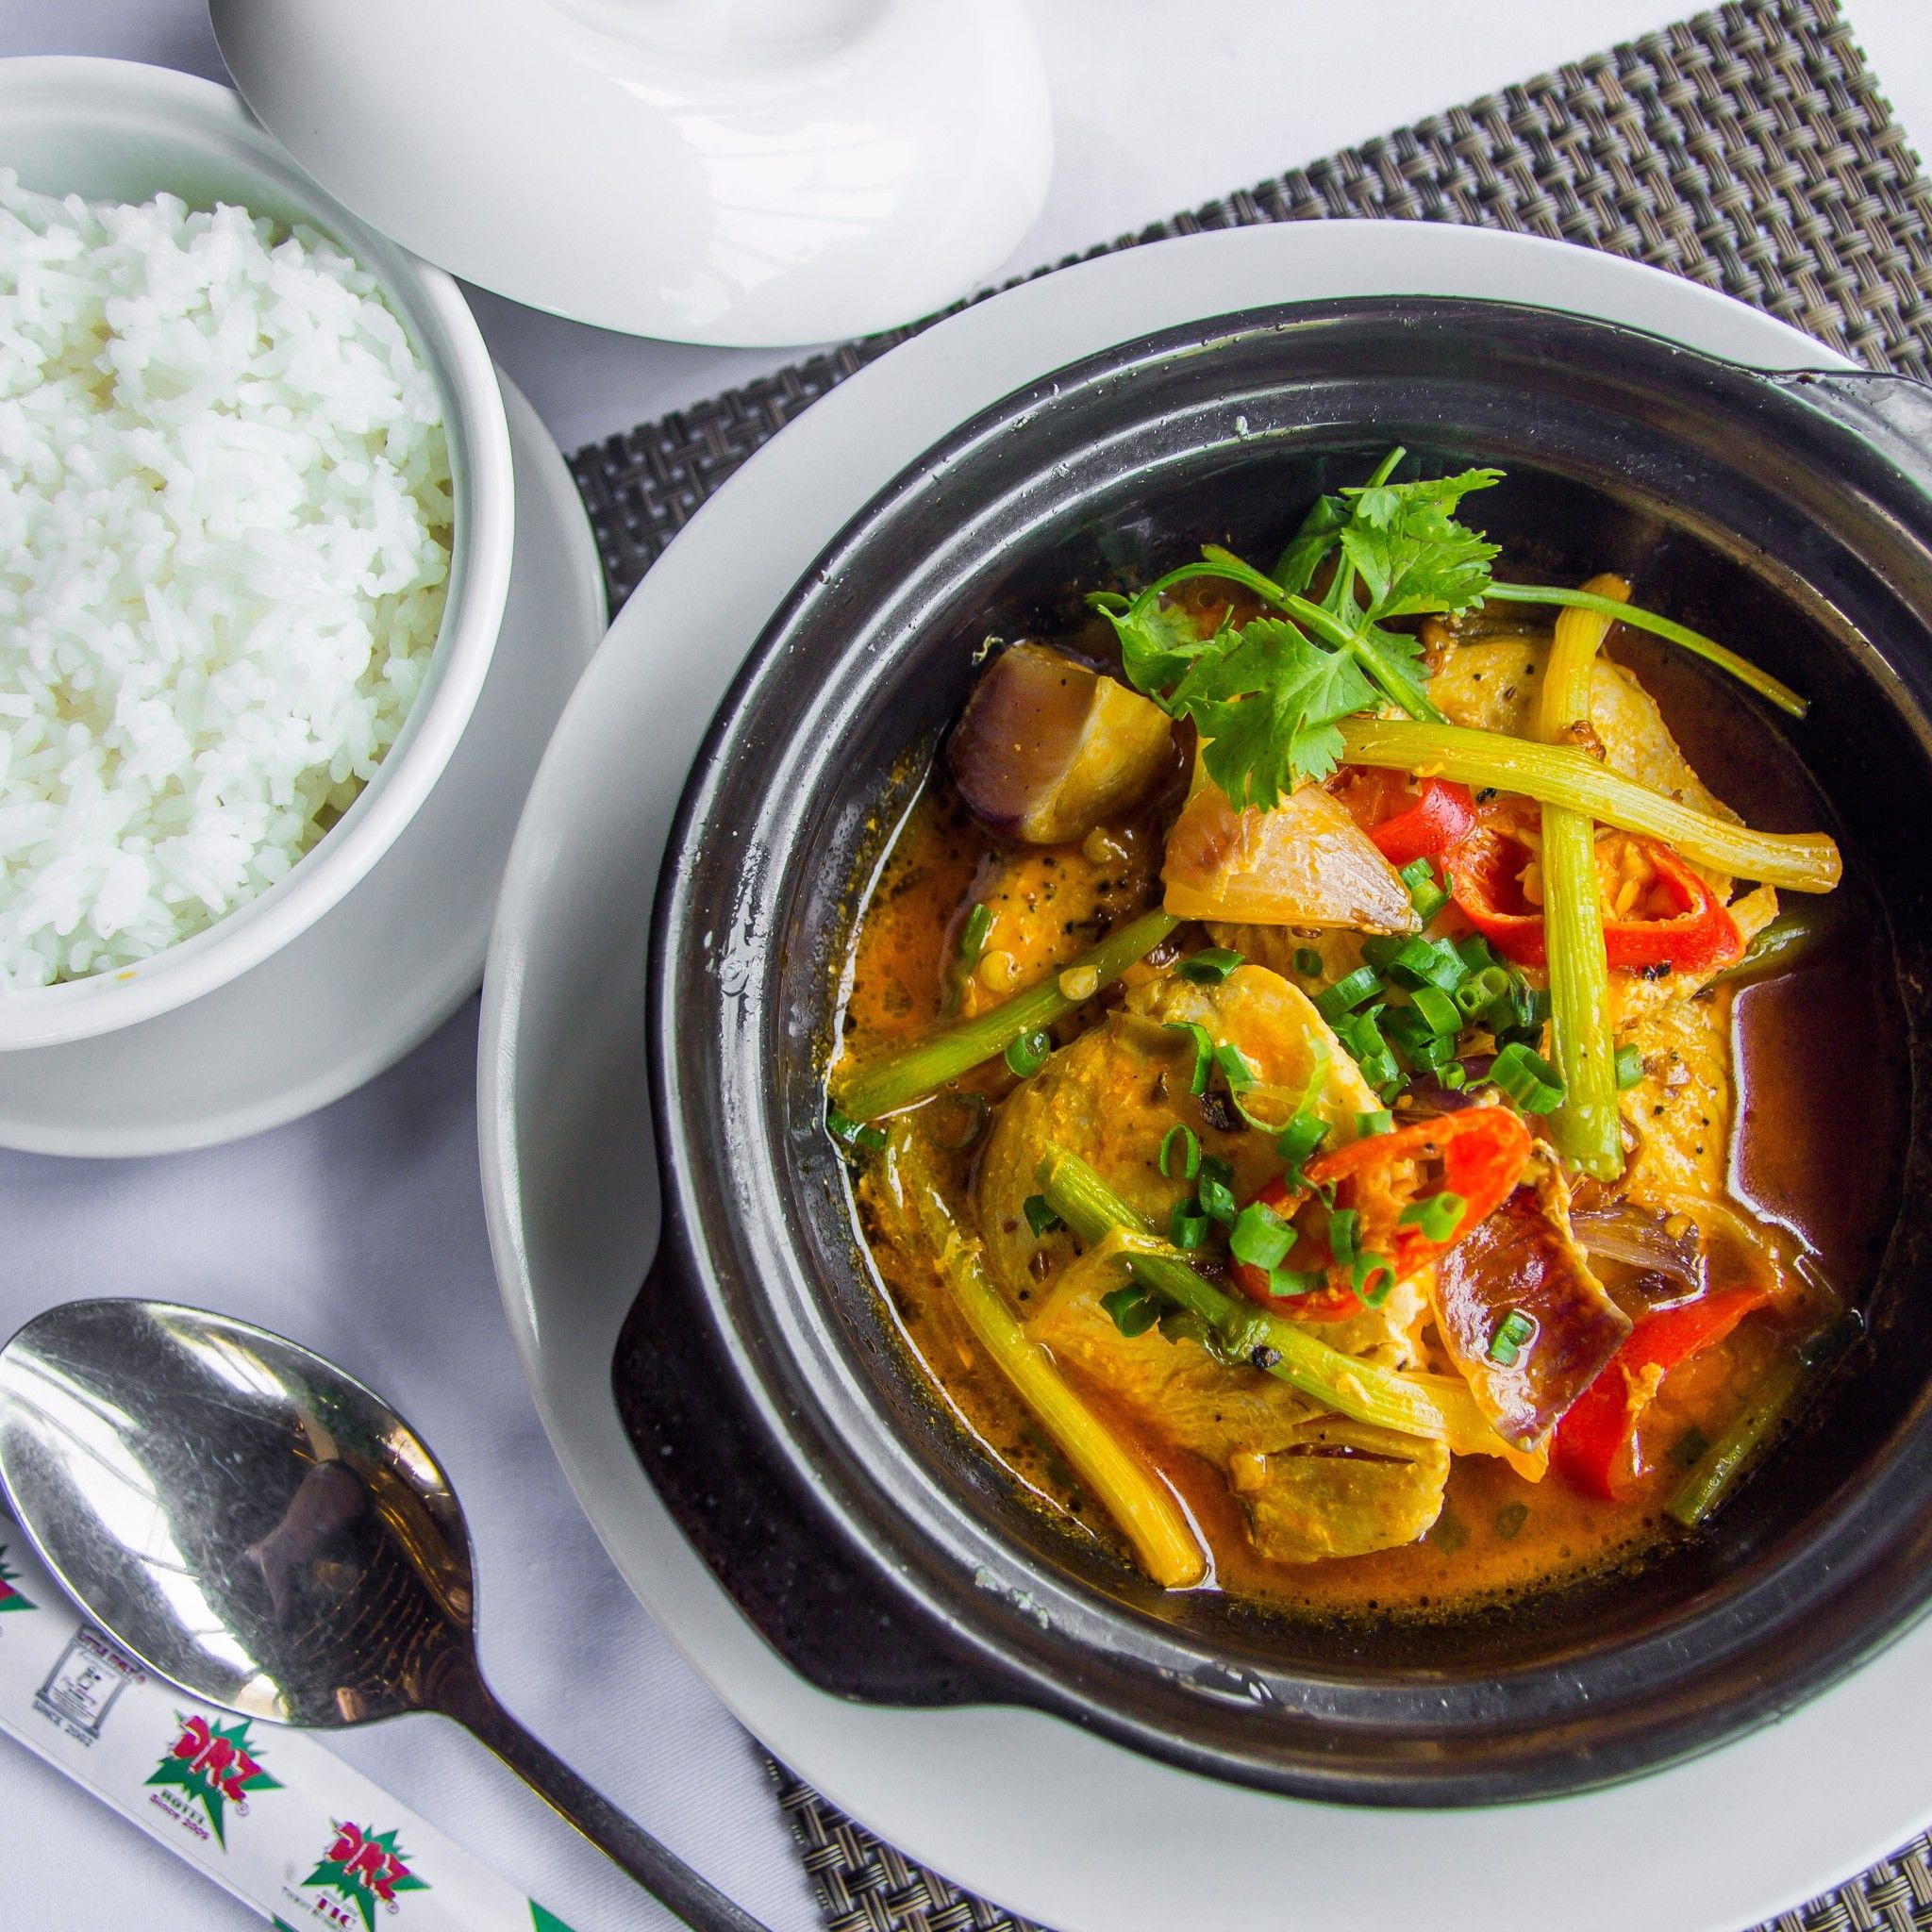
[1094,449,1502,810]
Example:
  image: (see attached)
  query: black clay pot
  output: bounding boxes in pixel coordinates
[616,299,1932,1805]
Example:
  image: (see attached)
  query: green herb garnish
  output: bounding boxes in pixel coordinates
[1023,1193,1062,1238]
[1400,1190,1468,1243]
[1092,448,1803,817]
[1488,1307,1539,1366]
[1158,1123,1201,1181]
[1178,945,1244,984]
[1004,1028,1051,1079]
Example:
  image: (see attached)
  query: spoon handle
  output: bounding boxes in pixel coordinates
[461,1693,772,1932]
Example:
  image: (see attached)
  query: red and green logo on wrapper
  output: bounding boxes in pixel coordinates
[302,1821,429,1928]
[0,1542,36,1613]
[147,1712,282,1845]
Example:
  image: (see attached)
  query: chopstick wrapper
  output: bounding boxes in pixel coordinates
[0,1509,576,1931]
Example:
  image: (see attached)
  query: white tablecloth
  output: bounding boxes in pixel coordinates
[2,2,1926,1926]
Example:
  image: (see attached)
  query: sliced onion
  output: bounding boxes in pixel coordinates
[1571,1201,1703,1293]
[1161,775,1419,931]
[947,642,1175,844]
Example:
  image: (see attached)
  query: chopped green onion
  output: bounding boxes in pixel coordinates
[1213,1041,1255,1094]
[1101,1285,1161,1339]
[1369,1070,1406,1103]
[1197,1156,1239,1226]
[1487,1307,1538,1365]
[1456,933,1501,974]
[1005,1028,1051,1079]
[1292,947,1324,977]
[1170,1200,1210,1250]
[1440,1062,1469,1091]
[1408,984,1462,1038]
[1327,1207,1361,1270]
[945,902,997,1014]
[1315,967,1382,1022]
[1230,1201,1294,1270]
[1359,936,1404,972]
[1614,1043,1645,1091]
[1335,1008,1387,1059]
[1268,1266,1325,1298]
[1023,1193,1062,1238]
[1385,1007,1456,1070]
[1356,1108,1393,1138]
[1399,857,1452,923]
[1179,945,1244,984]
[1158,1123,1201,1181]
[1164,1021,1214,1094]
[825,1104,888,1156]
[1352,1255,1395,1307]
[1489,1041,1566,1113]
[958,901,993,965]
[1455,965,1511,1016]
[1494,1501,1529,1540]
[1400,1190,1468,1243]
[1386,936,1466,992]
[1275,1112,1329,1174]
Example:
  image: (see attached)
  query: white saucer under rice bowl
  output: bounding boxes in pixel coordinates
[0,169,451,990]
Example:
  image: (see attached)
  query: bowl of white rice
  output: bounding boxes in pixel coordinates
[0,57,514,1049]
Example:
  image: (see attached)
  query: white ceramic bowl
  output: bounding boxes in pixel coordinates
[209,0,1055,345]
[0,58,514,1051]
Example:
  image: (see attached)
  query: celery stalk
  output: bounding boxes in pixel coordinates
[1338,719,1840,891]
[1535,577,1626,1179]
[891,1131,1206,1589]
[836,908,1177,1122]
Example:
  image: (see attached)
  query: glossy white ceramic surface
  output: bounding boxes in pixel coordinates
[479,219,1932,1932]
[0,58,515,1050]
[208,0,1054,347]
[0,377,601,1157]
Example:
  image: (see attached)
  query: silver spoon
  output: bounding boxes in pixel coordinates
[0,1298,767,1932]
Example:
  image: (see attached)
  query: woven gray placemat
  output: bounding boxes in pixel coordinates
[573,1,1932,1925]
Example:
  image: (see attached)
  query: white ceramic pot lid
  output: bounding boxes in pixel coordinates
[208,0,1054,347]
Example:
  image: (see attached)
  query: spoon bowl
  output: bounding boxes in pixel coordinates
[0,1298,763,1932]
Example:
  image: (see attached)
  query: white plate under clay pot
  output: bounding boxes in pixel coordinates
[0,377,605,1158]
[480,220,1932,1932]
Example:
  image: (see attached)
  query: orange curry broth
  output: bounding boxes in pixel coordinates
[833,640,1901,1621]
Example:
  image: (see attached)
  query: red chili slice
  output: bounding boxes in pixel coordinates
[1334,768,1478,868]
[1368,777,1478,867]
[1448,826,1744,976]
[1551,1285,1771,1499]
[1231,1108,1534,1321]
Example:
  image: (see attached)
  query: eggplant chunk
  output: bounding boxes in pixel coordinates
[1162,776,1418,931]
[1238,1420,1449,1563]
[1431,1147,1632,1449]
[947,641,1174,844]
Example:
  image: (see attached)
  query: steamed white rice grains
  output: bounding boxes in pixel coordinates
[0,170,453,989]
